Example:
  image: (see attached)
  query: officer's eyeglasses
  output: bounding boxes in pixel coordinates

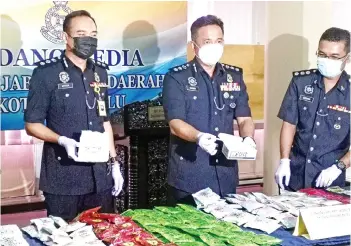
[316,51,349,61]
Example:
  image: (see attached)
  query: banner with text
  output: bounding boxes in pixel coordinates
[0,1,187,130]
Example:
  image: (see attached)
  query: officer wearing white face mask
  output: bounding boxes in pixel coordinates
[162,15,255,205]
[276,27,350,191]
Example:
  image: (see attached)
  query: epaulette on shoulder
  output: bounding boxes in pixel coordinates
[93,60,109,70]
[221,63,243,73]
[293,69,317,77]
[34,57,61,68]
[170,62,191,72]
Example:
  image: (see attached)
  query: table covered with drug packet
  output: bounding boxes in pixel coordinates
[1,187,350,246]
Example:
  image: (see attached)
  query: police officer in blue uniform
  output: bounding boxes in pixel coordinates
[162,15,256,205]
[276,27,350,191]
[24,10,124,220]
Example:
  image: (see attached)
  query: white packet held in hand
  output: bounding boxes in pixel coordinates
[77,130,109,163]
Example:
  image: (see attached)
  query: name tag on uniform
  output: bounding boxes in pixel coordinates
[299,95,314,103]
[97,100,107,117]
[58,83,73,89]
[186,85,199,91]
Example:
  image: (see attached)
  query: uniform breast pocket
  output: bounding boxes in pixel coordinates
[328,110,350,136]
[53,89,85,114]
[185,91,207,114]
[223,92,238,114]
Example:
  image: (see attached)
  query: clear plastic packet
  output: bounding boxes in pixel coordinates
[0,236,30,246]
[279,214,297,229]
[321,200,343,206]
[84,240,106,246]
[284,200,305,209]
[287,207,299,217]
[268,200,290,212]
[49,215,68,228]
[0,225,29,246]
[62,221,86,233]
[268,195,292,203]
[279,189,306,198]
[221,209,256,226]
[251,206,282,219]
[251,192,271,204]
[22,225,39,239]
[203,200,228,213]
[243,216,281,234]
[0,224,24,238]
[192,188,221,207]
[226,193,249,201]
[210,204,239,219]
[243,192,258,201]
[52,229,69,237]
[38,230,51,242]
[225,197,243,205]
[31,218,57,234]
[240,200,265,212]
[49,233,73,245]
[70,225,98,243]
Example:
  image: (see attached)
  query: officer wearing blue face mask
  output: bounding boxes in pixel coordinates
[162,15,256,205]
[276,27,350,191]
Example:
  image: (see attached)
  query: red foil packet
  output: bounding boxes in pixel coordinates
[299,188,350,204]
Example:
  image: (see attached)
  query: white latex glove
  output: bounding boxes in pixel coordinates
[243,137,256,149]
[58,136,79,161]
[112,163,124,196]
[275,159,291,189]
[315,164,342,188]
[196,132,218,156]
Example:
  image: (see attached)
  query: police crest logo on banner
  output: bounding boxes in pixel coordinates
[0,1,187,130]
[41,1,72,44]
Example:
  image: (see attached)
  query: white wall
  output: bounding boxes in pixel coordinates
[187,0,265,44]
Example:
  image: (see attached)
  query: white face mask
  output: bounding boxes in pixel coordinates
[317,57,344,78]
[194,43,224,66]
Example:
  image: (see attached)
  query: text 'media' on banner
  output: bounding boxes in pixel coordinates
[1,1,187,130]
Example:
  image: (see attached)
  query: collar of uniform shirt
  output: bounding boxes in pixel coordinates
[62,53,95,70]
[193,57,225,78]
[316,70,349,96]
[336,71,350,96]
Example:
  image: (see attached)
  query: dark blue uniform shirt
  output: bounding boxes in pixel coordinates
[162,58,252,195]
[24,54,113,195]
[278,69,350,190]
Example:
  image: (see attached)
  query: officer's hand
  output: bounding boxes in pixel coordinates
[196,132,218,156]
[243,137,256,149]
[315,164,342,188]
[58,136,79,161]
[112,163,124,196]
[275,159,291,190]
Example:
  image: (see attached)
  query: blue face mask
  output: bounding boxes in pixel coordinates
[317,57,344,78]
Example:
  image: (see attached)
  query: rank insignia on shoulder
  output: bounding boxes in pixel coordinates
[221,63,243,73]
[94,60,109,70]
[172,63,190,72]
[34,57,61,67]
[293,69,317,77]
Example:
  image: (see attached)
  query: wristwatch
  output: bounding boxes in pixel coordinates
[336,160,346,171]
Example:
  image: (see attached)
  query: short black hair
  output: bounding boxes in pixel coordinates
[319,27,350,54]
[190,15,224,41]
[63,10,97,33]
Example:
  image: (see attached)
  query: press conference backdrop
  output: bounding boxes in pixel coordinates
[0,1,187,130]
